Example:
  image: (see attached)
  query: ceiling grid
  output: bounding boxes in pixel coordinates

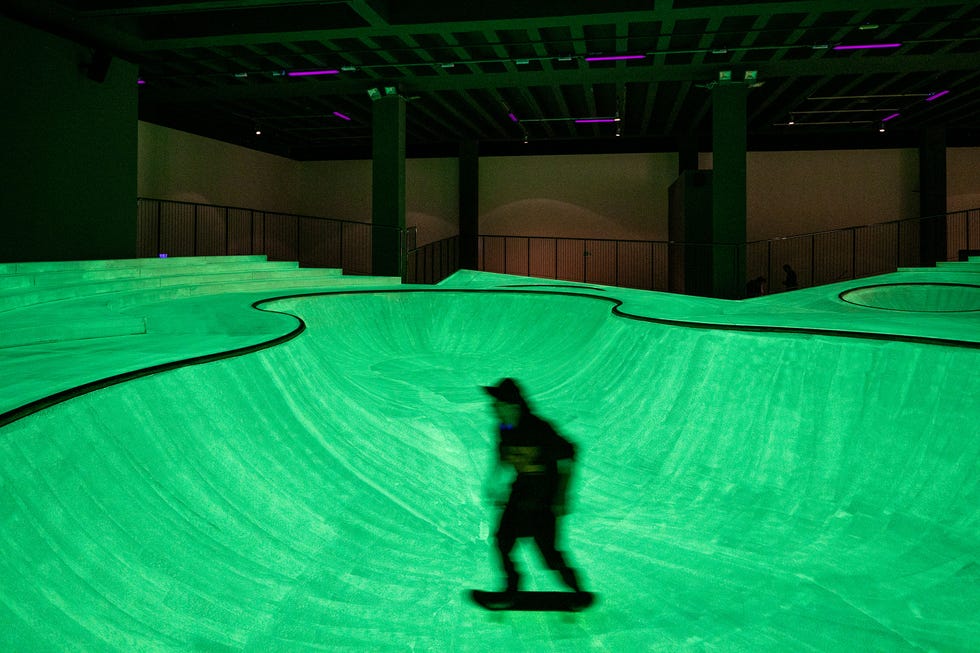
[3,0,976,158]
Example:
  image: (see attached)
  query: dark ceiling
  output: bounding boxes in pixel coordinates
[6,0,980,159]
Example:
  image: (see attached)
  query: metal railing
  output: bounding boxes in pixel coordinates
[467,209,979,295]
[477,235,672,290]
[137,198,402,275]
[745,208,979,293]
[405,234,459,285]
[139,199,978,295]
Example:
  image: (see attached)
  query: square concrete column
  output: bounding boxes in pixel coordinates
[919,126,947,265]
[459,141,479,270]
[711,83,748,299]
[372,93,406,277]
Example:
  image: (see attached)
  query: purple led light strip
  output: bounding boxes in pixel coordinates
[584,54,646,62]
[882,113,900,122]
[333,111,351,121]
[833,43,902,50]
[508,112,519,123]
[286,69,340,77]
[925,90,950,102]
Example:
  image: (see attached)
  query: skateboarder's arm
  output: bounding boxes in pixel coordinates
[484,458,510,506]
[554,459,573,515]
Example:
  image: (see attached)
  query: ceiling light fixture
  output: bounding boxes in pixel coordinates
[286,69,340,77]
[584,54,646,62]
[833,43,902,50]
[925,90,950,102]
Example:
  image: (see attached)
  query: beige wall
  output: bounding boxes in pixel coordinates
[139,122,980,250]
[701,149,920,242]
[138,122,300,212]
[948,147,980,212]
[479,153,676,241]
[139,122,459,246]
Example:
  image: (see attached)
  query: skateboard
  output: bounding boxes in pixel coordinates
[469,589,595,612]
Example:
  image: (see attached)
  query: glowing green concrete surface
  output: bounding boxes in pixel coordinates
[840,283,980,312]
[1,261,978,651]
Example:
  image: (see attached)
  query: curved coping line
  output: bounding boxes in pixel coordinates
[499,283,608,292]
[2,286,978,429]
[838,282,980,313]
[0,301,306,429]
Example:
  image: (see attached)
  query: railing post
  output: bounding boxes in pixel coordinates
[810,234,815,287]
[527,237,530,277]
[296,216,301,266]
[615,240,620,286]
[896,220,901,268]
[156,200,162,257]
[583,239,588,283]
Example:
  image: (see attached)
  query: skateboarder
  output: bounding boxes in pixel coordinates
[479,378,588,609]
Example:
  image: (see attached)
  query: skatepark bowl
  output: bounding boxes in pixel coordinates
[1,257,978,651]
[839,282,980,312]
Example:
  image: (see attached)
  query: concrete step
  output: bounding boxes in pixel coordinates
[0,254,269,275]
[0,261,314,291]
[935,261,980,272]
[899,262,980,274]
[0,268,347,311]
[103,275,403,308]
[0,315,147,349]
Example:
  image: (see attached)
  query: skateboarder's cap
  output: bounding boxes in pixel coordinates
[482,378,526,405]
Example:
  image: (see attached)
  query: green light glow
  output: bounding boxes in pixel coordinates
[0,259,977,651]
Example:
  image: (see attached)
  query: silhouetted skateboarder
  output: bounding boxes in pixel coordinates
[473,378,592,611]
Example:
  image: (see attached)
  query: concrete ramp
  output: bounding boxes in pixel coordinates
[0,288,977,651]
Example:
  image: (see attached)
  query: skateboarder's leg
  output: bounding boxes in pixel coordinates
[533,515,583,592]
[494,508,521,592]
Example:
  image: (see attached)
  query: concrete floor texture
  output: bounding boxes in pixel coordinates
[1,256,977,651]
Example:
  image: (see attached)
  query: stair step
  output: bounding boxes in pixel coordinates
[0,254,269,275]
[0,268,346,311]
[0,315,147,348]
[103,275,402,308]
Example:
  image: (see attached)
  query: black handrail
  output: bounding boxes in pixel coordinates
[138,198,978,295]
